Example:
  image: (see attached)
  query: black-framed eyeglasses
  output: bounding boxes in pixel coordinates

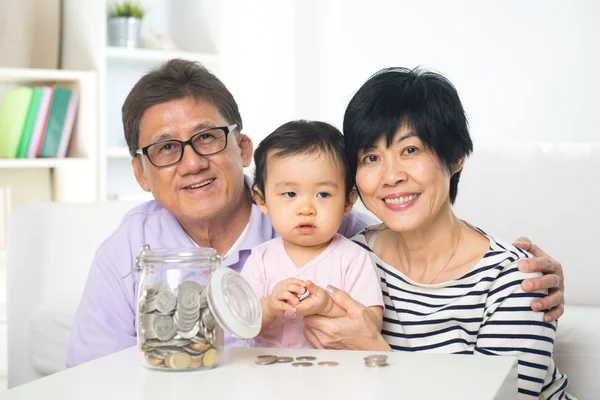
[136,124,237,167]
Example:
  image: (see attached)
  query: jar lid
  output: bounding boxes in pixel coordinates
[207,268,262,340]
[137,247,218,263]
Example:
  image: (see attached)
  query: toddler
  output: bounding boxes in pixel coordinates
[241,120,383,348]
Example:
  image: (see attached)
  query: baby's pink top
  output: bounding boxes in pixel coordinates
[240,234,384,349]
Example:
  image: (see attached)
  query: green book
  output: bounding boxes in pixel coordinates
[16,87,43,158]
[0,86,33,158]
[40,86,72,158]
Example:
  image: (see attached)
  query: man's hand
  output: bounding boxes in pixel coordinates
[513,237,565,323]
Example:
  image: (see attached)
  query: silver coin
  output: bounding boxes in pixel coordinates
[295,356,317,361]
[201,307,216,331]
[318,361,339,367]
[255,356,278,365]
[365,361,389,368]
[141,315,158,340]
[178,287,201,310]
[143,297,157,313]
[154,346,186,354]
[182,345,205,355]
[199,292,208,308]
[152,315,177,341]
[177,322,200,339]
[178,281,205,294]
[153,315,174,340]
[291,362,313,367]
[151,349,167,359]
[145,338,191,348]
[364,354,388,362]
[206,329,217,346]
[276,356,294,363]
[364,360,387,366]
[174,316,194,331]
[190,335,208,344]
[155,291,177,314]
[257,354,277,359]
[178,307,200,317]
[296,290,310,301]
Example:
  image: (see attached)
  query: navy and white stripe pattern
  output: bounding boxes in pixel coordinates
[353,227,573,400]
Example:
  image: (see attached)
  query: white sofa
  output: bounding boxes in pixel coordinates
[7,143,600,398]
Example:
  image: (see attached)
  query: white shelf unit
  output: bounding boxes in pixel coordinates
[61,0,223,201]
[106,146,131,159]
[0,67,98,205]
[106,46,219,65]
[0,158,90,169]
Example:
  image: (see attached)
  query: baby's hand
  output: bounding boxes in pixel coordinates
[294,280,331,317]
[266,278,307,318]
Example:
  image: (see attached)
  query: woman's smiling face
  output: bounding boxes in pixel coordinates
[355,123,456,232]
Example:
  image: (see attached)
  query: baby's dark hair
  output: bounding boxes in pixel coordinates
[253,120,353,201]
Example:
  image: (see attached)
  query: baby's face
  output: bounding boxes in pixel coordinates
[257,151,352,248]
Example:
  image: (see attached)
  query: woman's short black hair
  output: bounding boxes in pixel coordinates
[343,67,473,204]
[253,120,353,201]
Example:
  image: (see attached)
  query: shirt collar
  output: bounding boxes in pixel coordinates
[220,174,274,267]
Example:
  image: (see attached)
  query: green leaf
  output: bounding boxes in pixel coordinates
[107,0,145,19]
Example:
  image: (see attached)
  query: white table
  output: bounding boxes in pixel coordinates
[1,346,517,399]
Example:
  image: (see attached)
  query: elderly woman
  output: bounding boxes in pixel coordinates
[303,68,574,399]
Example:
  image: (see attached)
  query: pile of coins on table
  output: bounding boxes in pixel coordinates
[138,280,221,370]
[254,354,390,367]
[363,354,388,367]
[254,354,339,367]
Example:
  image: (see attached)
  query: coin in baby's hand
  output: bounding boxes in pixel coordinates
[297,290,310,301]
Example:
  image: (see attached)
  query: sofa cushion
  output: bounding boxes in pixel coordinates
[554,304,600,399]
[29,301,78,376]
[454,143,600,307]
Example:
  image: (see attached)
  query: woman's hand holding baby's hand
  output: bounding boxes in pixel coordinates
[266,278,306,318]
[295,280,330,316]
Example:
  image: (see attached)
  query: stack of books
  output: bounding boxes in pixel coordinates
[0,85,79,158]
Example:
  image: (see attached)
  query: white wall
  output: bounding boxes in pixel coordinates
[101,1,600,152]
[236,0,599,145]
[219,0,298,148]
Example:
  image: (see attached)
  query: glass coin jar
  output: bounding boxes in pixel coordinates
[131,245,262,371]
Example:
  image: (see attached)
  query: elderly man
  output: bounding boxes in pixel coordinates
[66,59,565,367]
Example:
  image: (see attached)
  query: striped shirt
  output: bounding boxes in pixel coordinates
[353,226,574,400]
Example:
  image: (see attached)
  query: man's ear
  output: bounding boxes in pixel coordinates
[451,157,465,175]
[132,157,151,192]
[252,188,268,215]
[238,133,254,168]
[344,189,359,215]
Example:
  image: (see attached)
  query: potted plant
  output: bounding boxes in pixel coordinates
[107,1,146,49]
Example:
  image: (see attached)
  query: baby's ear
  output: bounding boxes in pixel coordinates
[344,189,359,215]
[252,188,268,215]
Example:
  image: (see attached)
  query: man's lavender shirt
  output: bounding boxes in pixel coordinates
[66,200,377,367]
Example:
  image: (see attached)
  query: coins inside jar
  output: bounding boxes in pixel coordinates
[139,280,221,370]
